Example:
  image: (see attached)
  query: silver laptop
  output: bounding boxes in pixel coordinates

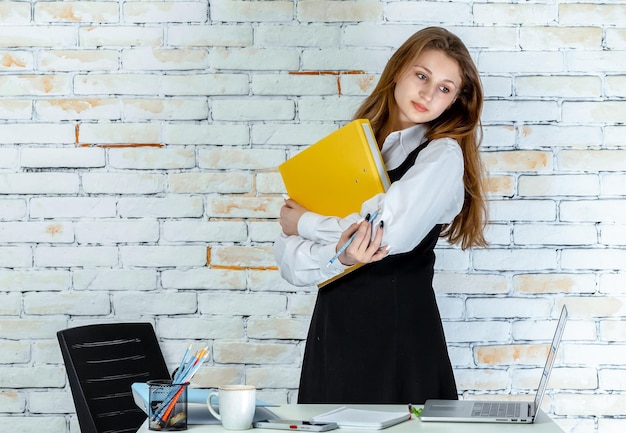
[420,305,568,424]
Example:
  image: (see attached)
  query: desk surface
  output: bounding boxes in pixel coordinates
[136,404,564,433]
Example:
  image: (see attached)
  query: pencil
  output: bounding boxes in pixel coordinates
[327,209,379,267]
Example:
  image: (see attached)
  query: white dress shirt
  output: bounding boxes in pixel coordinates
[273,124,465,287]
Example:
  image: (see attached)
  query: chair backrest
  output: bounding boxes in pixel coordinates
[57,323,171,433]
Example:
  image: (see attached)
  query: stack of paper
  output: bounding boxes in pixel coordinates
[311,406,410,430]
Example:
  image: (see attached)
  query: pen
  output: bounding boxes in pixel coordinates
[327,209,379,267]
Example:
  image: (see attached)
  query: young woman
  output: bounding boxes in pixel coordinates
[274,26,488,404]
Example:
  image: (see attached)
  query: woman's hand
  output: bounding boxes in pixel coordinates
[338,217,389,266]
[279,198,308,236]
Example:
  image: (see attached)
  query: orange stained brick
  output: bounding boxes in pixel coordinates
[75,122,163,147]
[46,223,63,236]
[289,70,365,95]
[1,53,26,68]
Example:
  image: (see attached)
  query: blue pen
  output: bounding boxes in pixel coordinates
[327,209,380,267]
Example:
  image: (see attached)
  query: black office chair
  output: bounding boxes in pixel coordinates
[57,323,171,433]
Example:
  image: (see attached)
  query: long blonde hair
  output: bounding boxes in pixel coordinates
[354,26,487,249]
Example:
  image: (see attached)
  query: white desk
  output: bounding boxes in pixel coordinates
[136,404,564,432]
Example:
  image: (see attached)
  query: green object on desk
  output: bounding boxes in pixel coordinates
[409,404,422,418]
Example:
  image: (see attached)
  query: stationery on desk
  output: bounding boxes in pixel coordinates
[310,406,410,430]
[278,119,390,288]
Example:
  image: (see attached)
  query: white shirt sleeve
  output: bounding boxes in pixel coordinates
[273,137,465,287]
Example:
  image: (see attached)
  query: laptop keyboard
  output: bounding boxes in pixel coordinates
[471,402,521,418]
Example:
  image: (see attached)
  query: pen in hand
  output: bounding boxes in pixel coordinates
[327,209,380,267]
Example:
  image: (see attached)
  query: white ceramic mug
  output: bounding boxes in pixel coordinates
[206,385,256,430]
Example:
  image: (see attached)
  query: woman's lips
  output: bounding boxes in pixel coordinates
[413,101,427,112]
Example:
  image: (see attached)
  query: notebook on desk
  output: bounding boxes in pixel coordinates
[420,305,568,424]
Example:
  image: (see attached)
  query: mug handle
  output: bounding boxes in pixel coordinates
[206,392,221,420]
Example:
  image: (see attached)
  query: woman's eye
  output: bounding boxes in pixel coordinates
[439,86,450,93]
[417,73,427,80]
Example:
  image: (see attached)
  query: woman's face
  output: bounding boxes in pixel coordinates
[393,49,462,129]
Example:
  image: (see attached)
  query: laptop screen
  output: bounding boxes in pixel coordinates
[533,305,568,414]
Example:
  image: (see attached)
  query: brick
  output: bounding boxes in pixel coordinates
[209,48,299,71]
[118,196,204,218]
[112,291,197,315]
[516,75,601,98]
[482,76,512,98]
[563,101,626,123]
[0,123,74,144]
[606,75,626,97]
[483,150,552,172]
[0,26,75,47]
[28,390,75,414]
[473,3,556,25]
[39,49,119,71]
[109,147,195,169]
[251,74,338,96]
[163,123,249,145]
[0,199,26,220]
[0,99,31,119]
[35,1,118,23]
[158,317,243,339]
[600,223,626,246]
[454,368,509,392]
[513,223,598,246]
[433,272,508,294]
[256,173,284,194]
[301,48,389,72]
[514,318,596,341]
[566,50,626,73]
[479,51,563,73]
[0,390,26,413]
[30,197,116,218]
[35,246,118,267]
[123,1,207,23]
[0,148,18,169]
[520,27,602,50]
[213,341,298,364]
[120,246,207,267]
[247,318,309,340]
[513,367,597,390]
[385,1,468,23]
[0,293,20,315]
[559,150,626,171]
[0,2,30,24]
[467,297,552,319]
[168,25,253,47]
[79,26,163,47]
[248,270,311,293]
[190,366,243,389]
[518,174,599,197]
[210,0,294,22]
[20,147,105,168]
[78,122,160,145]
[122,47,209,71]
[600,273,626,295]
[73,269,157,291]
[248,221,281,243]
[82,172,165,194]
[0,222,73,243]
[0,173,79,195]
[443,320,510,343]
[75,219,159,244]
[561,296,626,318]
[209,245,276,268]
[559,3,626,26]
[606,28,626,49]
[600,321,626,342]
[0,270,69,292]
[162,220,247,242]
[161,268,247,290]
[561,199,626,223]
[482,100,559,123]
[246,367,301,389]
[206,196,281,219]
[562,249,626,271]
[251,122,337,146]
[472,248,558,272]
[24,291,110,315]
[513,273,597,295]
[212,99,295,121]
[297,96,362,121]
[0,416,66,431]
[122,98,209,121]
[0,247,33,268]
[199,148,283,170]
[74,73,160,95]
[168,172,252,194]
[257,24,340,47]
[162,74,249,96]
[0,50,33,71]
[198,293,286,316]
[555,393,626,416]
[518,125,603,149]
[476,344,549,366]
[0,317,68,339]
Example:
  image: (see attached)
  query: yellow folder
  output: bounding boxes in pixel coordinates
[278,119,390,218]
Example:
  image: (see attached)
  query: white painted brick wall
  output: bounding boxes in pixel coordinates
[0,1,624,433]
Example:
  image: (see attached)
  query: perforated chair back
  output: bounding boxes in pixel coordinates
[57,323,171,433]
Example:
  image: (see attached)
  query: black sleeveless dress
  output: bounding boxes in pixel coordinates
[297,141,458,404]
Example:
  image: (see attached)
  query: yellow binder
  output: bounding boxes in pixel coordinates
[278,119,390,218]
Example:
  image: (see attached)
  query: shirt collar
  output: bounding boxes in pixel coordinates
[380,124,427,170]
